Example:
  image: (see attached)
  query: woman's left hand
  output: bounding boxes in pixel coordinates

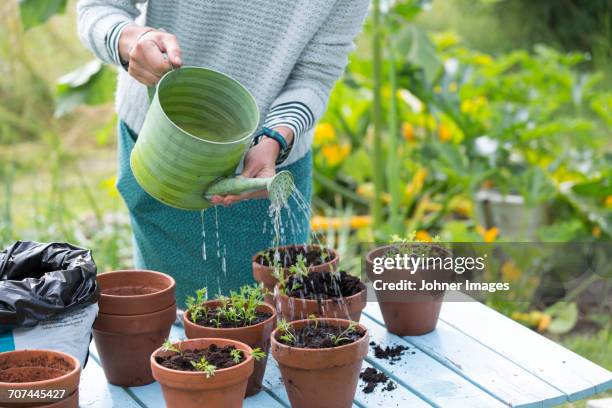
[210,127,293,206]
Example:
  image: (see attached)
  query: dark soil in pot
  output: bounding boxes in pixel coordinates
[277,321,365,348]
[155,344,245,372]
[277,271,367,321]
[191,308,272,328]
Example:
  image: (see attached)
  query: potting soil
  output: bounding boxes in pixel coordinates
[155,344,244,372]
[285,270,365,300]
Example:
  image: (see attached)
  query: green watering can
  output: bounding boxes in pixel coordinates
[130,67,295,211]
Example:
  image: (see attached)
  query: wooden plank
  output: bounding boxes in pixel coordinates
[439,301,612,401]
[357,313,506,408]
[364,303,567,407]
[80,355,143,407]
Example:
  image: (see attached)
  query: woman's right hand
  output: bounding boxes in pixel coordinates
[118,25,183,86]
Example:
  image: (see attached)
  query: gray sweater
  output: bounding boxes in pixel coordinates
[77,0,369,166]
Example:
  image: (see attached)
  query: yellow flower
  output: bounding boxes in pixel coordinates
[604,195,612,209]
[448,82,458,93]
[537,314,551,333]
[477,225,499,242]
[415,230,433,242]
[592,225,602,238]
[321,143,350,167]
[314,123,336,147]
[438,123,452,142]
[433,85,442,94]
[460,96,487,115]
[402,123,415,141]
[501,260,522,282]
[449,196,473,218]
[403,168,428,202]
[100,176,119,198]
[310,215,372,231]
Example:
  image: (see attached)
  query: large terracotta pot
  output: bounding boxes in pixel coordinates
[183,301,276,397]
[365,245,451,336]
[271,318,369,408]
[252,245,339,304]
[151,338,254,408]
[93,270,176,386]
[0,349,81,408]
[275,286,367,322]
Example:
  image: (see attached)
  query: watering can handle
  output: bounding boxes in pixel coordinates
[146,28,177,102]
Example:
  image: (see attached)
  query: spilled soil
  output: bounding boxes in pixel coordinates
[155,344,244,372]
[285,271,365,300]
[359,367,397,394]
[370,342,412,364]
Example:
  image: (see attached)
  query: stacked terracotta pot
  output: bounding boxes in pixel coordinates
[0,349,81,408]
[93,270,176,386]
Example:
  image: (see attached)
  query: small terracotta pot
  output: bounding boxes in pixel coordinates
[271,318,369,408]
[275,286,367,322]
[97,270,176,315]
[151,338,254,408]
[183,301,276,397]
[365,245,452,336]
[94,302,176,386]
[252,245,339,304]
[0,349,81,408]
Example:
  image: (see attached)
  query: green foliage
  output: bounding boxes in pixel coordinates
[186,288,208,323]
[19,0,67,30]
[187,284,266,327]
[55,60,117,116]
[328,321,358,346]
[277,319,297,345]
[250,347,266,361]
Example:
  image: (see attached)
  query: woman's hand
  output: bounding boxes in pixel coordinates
[211,127,294,206]
[118,25,183,86]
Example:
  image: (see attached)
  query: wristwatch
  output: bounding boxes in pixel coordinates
[251,127,292,165]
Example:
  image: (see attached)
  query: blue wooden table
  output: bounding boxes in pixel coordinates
[80,301,612,407]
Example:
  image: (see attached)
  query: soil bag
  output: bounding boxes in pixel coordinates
[0,241,99,366]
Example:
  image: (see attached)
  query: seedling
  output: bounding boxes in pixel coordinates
[307,314,319,328]
[190,356,217,378]
[186,288,208,323]
[251,347,266,361]
[230,348,243,364]
[186,284,266,328]
[328,321,358,346]
[162,338,182,355]
[278,319,297,345]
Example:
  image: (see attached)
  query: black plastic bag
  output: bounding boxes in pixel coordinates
[0,241,99,328]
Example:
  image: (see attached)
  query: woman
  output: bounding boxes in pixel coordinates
[77,0,369,305]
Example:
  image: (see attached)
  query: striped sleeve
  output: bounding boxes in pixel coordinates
[106,21,131,68]
[263,102,315,145]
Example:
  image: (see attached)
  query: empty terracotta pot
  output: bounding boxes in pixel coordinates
[183,301,276,397]
[271,318,369,408]
[275,286,367,322]
[0,349,81,408]
[97,269,176,315]
[365,245,452,336]
[252,245,339,304]
[93,269,176,386]
[151,338,254,408]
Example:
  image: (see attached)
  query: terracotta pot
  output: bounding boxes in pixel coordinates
[365,244,452,336]
[0,349,80,408]
[183,301,276,397]
[252,245,339,304]
[93,303,177,386]
[271,318,369,408]
[151,338,254,408]
[97,270,176,315]
[275,285,367,322]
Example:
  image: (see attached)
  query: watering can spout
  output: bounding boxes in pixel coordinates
[203,171,295,208]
